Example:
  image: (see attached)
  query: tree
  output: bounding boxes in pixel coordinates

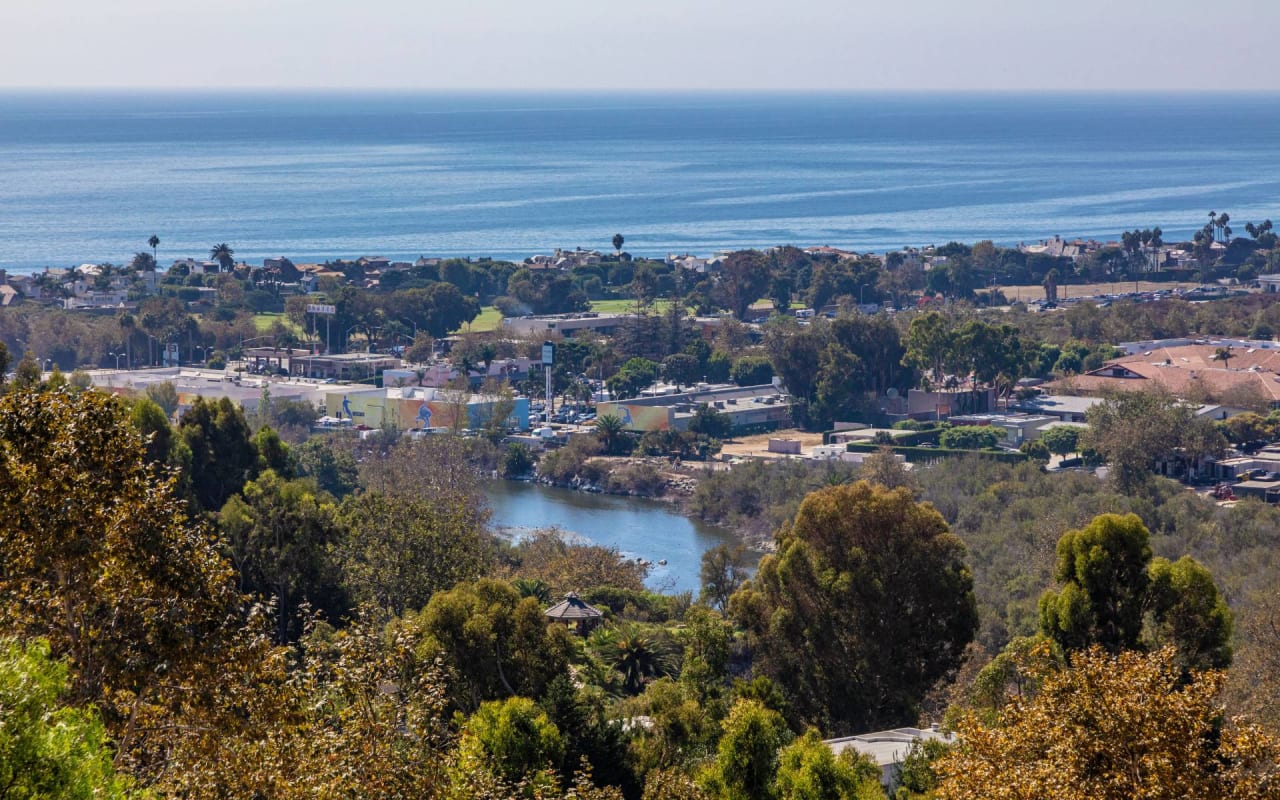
[730,482,978,733]
[148,233,160,262]
[1081,389,1226,491]
[179,396,259,510]
[415,579,572,711]
[0,638,141,800]
[210,242,235,272]
[1039,513,1232,671]
[1039,425,1081,456]
[591,624,678,695]
[0,387,241,752]
[902,311,954,386]
[731,355,774,387]
[457,696,565,785]
[613,233,625,254]
[662,352,702,388]
[775,730,883,800]
[1039,513,1152,654]
[145,380,179,417]
[688,404,732,440]
[939,425,1002,450]
[0,340,10,386]
[700,698,793,800]
[595,413,628,455]
[607,357,660,400]
[219,471,347,642]
[719,250,772,320]
[338,491,490,616]
[700,544,750,611]
[937,646,1280,800]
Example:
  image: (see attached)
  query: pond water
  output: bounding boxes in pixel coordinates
[485,480,746,595]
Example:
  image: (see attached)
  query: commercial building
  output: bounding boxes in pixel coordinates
[597,384,792,433]
[323,386,529,432]
[1052,344,1280,408]
[501,312,634,338]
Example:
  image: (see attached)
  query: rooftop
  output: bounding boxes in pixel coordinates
[824,727,955,767]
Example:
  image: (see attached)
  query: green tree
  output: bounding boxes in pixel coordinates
[1039,513,1153,654]
[338,491,490,616]
[902,311,955,386]
[210,242,235,272]
[294,437,360,498]
[148,233,160,262]
[1082,389,1226,492]
[1146,555,1233,672]
[607,357,660,400]
[1039,513,1232,671]
[775,730,884,800]
[595,413,628,454]
[688,404,732,440]
[613,233,625,253]
[719,250,772,320]
[731,355,774,387]
[0,340,9,386]
[730,482,978,733]
[662,352,702,388]
[135,374,174,409]
[939,425,1002,450]
[460,696,565,784]
[179,396,259,510]
[700,698,793,800]
[415,579,573,711]
[700,544,750,611]
[219,471,347,641]
[591,624,677,694]
[0,638,141,800]
[128,397,176,467]
[1039,425,1081,456]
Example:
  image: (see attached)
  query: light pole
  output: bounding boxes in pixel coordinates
[109,351,125,369]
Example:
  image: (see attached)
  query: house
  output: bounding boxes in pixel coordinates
[1050,344,1280,408]
[1258,274,1280,293]
[825,726,956,790]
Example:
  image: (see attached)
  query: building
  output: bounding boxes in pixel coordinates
[949,413,1064,446]
[824,727,956,790]
[501,312,636,338]
[1050,344,1280,408]
[324,386,530,432]
[597,384,792,433]
[1258,274,1280,293]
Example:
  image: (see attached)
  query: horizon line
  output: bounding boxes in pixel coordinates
[1,86,1278,95]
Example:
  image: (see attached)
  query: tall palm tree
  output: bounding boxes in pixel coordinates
[210,243,235,272]
[148,234,160,263]
[595,413,625,454]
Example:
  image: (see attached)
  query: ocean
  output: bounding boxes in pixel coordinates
[1,91,1279,273]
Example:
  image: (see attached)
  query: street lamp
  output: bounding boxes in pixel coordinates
[108,351,125,369]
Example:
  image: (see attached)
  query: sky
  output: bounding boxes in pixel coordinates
[2,0,1278,91]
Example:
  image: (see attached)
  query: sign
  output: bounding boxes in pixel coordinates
[542,342,555,366]
[306,303,336,315]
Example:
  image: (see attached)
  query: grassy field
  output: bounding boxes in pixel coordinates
[465,299,673,333]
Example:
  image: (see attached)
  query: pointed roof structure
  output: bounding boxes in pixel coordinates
[544,592,602,623]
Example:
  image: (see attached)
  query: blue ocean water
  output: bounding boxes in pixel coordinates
[1,91,1279,272]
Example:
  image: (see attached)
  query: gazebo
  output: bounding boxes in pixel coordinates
[544,592,603,635]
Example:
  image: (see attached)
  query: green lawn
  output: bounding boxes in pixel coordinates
[251,312,307,335]
[466,299,674,333]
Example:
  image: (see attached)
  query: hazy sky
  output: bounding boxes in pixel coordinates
[2,0,1277,90]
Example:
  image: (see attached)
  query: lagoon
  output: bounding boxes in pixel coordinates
[484,480,743,595]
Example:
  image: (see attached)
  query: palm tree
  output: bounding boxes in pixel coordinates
[148,234,160,263]
[210,243,235,272]
[511,577,552,604]
[595,413,625,455]
[591,625,674,694]
[612,233,624,254]
[1216,346,1233,370]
